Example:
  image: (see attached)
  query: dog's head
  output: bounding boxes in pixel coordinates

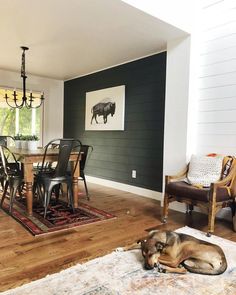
[138,230,168,270]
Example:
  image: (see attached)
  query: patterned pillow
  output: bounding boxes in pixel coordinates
[221,156,234,179]
[187,155,223,187]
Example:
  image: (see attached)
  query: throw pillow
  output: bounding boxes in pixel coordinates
[221,156,234,179]
[187,155,223,187]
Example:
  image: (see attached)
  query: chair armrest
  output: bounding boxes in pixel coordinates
[213,165,236,188]
[165,165,189,185]
[209,165,236,202]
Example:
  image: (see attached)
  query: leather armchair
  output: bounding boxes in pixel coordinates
[162,156,236,236]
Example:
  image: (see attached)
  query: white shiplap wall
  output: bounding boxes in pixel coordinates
[196,0,236,155]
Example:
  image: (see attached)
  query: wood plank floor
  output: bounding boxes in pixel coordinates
[0,182,235,292]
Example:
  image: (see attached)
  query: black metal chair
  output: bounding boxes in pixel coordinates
[79,145,93,199]
[0,145,23,213]
[34,142,59,171]
[0,136,15,147]
[0,136,16,190]
[34,138,82,218]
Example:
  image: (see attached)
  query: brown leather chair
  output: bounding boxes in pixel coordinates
[163,156,236,236]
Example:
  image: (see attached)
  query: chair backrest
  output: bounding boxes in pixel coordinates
[0,136,15,147]
[80,145,93,172]
[36,141,59,170]
[223,156,236,196]
[40,138,82,178]
[0,145,20,176]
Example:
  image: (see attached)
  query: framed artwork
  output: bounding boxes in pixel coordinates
[85,85,125,131]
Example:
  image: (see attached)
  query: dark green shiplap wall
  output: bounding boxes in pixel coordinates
[64,52,166,192]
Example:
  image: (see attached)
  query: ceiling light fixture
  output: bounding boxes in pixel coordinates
[4,46,45,109]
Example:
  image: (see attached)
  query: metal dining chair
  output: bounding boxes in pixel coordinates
[0,145,23,213]
[0,136,16,190]
[34,138,82,218]
[79,145,93,200]
[0,136,15,147]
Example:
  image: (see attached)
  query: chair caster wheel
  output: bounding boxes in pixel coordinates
[162,217,167,224]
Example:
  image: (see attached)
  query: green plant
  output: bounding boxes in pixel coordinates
[13,133,22,140]
[27,135,39,141]
[20,135,28,141]
[14,134,39,141]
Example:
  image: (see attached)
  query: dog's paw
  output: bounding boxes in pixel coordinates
[178,267,187,274]
[154,263,165,273]
[158,267,166,273]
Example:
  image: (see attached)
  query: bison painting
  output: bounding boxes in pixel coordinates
[91,101,116,124]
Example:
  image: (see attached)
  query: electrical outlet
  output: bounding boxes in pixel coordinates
[132,170,136,178]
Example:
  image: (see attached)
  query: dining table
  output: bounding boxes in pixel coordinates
[10,147,81,216]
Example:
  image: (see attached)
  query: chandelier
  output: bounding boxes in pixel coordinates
[4,46,45,109]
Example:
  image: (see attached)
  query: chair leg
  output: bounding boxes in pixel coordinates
[232,200,236,232]
[44,190,50,218]
[68,184,74,212]
[36,183,44,203]
[83,176,89,200]
[1,181,9,207]
[162,193,169,223]
[207,202,216,237]
[186,204,194,215]
[54,184,61,202]
[33,181,37,197]
[0,178,4,191]
[43,184,54,218]
[9,186,18,213]
[17,181,24,199]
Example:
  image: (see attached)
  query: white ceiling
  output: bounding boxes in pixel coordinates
[0,0,188,81]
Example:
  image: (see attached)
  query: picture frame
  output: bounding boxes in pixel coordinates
[85,85,125,131]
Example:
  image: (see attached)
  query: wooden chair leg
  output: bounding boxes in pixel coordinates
[207,202,216,237]
[162,193,169,223]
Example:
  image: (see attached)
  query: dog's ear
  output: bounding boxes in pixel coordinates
[148,230,159,235]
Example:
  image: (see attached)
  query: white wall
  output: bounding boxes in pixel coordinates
[195,0,236,155]
[0,69,64,145]
[163,36,191,176]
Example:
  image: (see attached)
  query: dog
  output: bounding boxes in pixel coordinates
[126,230,227,275]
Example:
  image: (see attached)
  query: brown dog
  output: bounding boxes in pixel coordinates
[127,230,227,275]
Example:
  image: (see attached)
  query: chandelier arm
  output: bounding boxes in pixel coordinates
[5,100,24,109]
[4,94,24,109]
[25,98,43,109]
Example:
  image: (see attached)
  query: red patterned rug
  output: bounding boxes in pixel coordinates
[1,196,115,236]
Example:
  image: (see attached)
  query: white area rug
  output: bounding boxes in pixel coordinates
[2,226,236,295]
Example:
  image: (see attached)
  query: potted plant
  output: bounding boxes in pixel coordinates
[27,135,39,150]
[20,135,29,149]
[13,134,22,149]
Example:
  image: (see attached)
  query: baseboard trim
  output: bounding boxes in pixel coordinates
[86,176,162,201]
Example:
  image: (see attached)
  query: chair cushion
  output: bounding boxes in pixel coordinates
[187,155,223,187]
[166,181,231,202]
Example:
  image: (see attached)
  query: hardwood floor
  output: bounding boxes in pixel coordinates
[0,182,235,292]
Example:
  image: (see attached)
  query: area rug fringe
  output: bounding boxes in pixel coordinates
[2,226,236,295]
